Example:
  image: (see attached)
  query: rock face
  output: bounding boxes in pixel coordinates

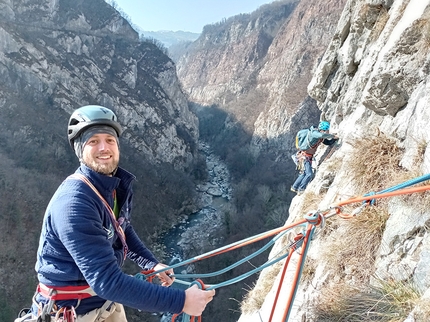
[0,0,198,170]
[239,0,430,321]
[176,0,348,154]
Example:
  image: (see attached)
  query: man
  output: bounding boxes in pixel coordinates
[24,105,214,321]
[291,121,338,195]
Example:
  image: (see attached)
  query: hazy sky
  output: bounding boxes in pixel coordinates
[113,0,274,33]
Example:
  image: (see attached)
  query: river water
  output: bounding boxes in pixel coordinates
[159,142,232,321]
[162,142,232,269]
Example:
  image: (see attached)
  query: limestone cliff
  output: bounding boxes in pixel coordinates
[176,0,347,151]
[239,0,430,321]
[0,0,198,169]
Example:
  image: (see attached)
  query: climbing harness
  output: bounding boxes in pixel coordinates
[16,173,120,322]
[14,284,97,322]
[136,174,430,322]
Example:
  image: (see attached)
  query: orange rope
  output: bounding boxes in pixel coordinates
[268,234,303,322]
[335,185,430,207]
[155,184,430,322]
[267,184,430,321]
[281,224,314,321]
[195,219,308,262]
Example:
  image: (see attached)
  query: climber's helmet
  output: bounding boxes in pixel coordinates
[318,121,330,131]
[67,105,122,152]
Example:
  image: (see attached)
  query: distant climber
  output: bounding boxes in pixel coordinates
[291,121,339,195]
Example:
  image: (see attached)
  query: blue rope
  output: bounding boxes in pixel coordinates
[141,222,308,279]
[364,173,430,205]
[173,228,295,280]
[172,229,307,290]
[168,230,307,322]
[135,224,308,290]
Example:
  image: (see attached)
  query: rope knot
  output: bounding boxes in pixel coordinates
[363,191,376,205]
[135,269,156,283]
[304,210,322,226]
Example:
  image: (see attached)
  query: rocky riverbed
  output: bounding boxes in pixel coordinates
[162,142,233,271]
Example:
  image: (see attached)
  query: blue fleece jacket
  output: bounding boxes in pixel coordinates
[35,164,185,314]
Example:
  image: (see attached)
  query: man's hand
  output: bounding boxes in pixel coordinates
[183,285,216,316]
[153,263,175,287]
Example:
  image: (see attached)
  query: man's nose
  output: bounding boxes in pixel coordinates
[98,141,109,150]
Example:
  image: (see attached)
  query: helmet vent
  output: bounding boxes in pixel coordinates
[69,119,79,126]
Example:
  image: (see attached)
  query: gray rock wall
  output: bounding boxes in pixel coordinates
[240,0,430,321]
[0,0,198,170]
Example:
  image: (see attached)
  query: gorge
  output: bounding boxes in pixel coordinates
[2,0,430,322]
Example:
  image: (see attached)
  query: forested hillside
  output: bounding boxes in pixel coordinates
[0,0,200,320]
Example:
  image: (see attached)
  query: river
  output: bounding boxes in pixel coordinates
[162,142,232,269]
[159,142,232,321]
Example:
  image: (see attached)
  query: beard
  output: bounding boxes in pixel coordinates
[82,154,119,175]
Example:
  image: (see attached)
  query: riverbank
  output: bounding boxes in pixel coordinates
[161,142,232,270]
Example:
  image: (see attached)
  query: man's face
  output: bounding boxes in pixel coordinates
[82,133,119,175]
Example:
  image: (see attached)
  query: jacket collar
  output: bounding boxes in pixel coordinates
[76,164,135,196]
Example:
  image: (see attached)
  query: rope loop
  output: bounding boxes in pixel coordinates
[190,279,206,290]
[304,210,323,226]
[363,191,376,205]
[135,269,156,283]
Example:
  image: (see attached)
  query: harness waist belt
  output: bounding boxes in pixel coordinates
[300,151,313,158]
[38,283,97,301]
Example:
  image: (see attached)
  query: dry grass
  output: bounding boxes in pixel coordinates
[413,297,430,321]
[415,138,428,163]
[300,191,323,214]
[368,5,389,42]
[347,132,406,194]
[240,261,283,314]
[310,132,428,320]
[390,167,430,214]
[239,132,430,319]
[320,204,389,282]
[313,277,422,321]
[419,18,430,49]
[299,257,317,284]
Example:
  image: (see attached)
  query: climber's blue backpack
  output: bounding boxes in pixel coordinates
[295,128,312,151]
[295,127,322,152]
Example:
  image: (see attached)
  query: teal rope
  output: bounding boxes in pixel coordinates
[134,213,322,322]
[173,228,294,280]
[170,231,307,322]
[364,173,430,205]
[142,222,308,279]
[173,231,306,290]
[179,280,205,322]
[379,173,430,192]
